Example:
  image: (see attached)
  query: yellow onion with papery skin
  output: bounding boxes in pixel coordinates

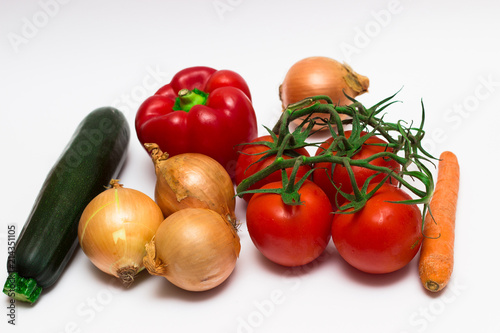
[145,143,237,226]
[78,180,164,285]
[143,208,240,292]
[279,56,369,128]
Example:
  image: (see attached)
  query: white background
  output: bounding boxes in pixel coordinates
[1,0,498,332]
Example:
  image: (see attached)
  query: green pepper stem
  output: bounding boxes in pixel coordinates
[3,272,42,304]
[173,88,209,112]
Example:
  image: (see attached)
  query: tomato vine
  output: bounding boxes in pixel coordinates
[235,92,436,217]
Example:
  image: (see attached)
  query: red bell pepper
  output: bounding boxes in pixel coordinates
[135,66,258,179]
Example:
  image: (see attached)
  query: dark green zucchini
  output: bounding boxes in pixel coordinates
[3,107,130,303]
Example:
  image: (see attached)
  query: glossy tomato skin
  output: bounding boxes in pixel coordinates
[332,184,422,274]
[235,135,311,202]
[246,180,332,267]
[313,131,401,210]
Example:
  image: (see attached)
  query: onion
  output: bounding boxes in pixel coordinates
[279,56,370,127]
[143,208,240,292]
[145,143,237,225]
[78,180,164,285]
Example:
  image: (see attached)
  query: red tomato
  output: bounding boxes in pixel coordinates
[235,135,311,202]
[246,180,332,267]
[332,184,422,274]
[313,130,401,210]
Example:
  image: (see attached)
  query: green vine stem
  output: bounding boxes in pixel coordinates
[236,92,436,215]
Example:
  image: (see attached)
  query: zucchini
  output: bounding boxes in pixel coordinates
[3,107,130,304]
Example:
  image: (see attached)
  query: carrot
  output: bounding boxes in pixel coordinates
[418,151,460,292]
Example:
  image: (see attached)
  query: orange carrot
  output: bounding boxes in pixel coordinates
[418,151,460,292]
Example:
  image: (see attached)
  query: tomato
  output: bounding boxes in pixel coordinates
[313,130,401,210]
[246,180,332,267]
[235,135,311,202]
[331,184,422,274]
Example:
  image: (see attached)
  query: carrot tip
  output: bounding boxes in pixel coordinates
[425,281,441,292]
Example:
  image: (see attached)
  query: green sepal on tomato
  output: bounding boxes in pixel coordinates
[246,180,333,267]
[313,130,401,210]
[135,66,258,179]
[332,183,423,274]
[235,134,311,202]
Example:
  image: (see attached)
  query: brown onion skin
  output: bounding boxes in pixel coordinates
[143,208,240,292]
[78,181,164,285]
[146,143,236,225]
[279,56,369,128]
